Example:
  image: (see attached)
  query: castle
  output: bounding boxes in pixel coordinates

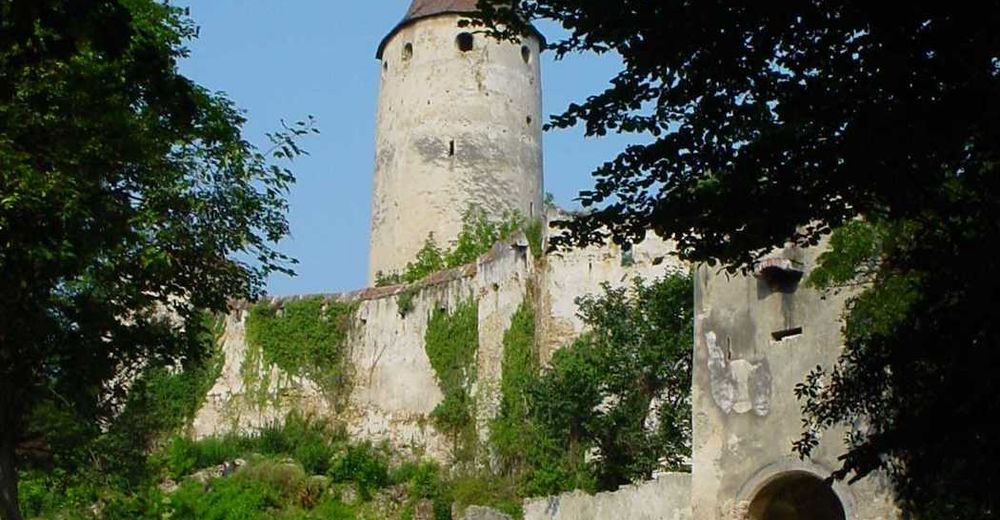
[191,2,901,518]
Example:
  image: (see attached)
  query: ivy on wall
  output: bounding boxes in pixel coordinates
[244,297,357,405]
[491,300,538,471]
[423,299,479,461]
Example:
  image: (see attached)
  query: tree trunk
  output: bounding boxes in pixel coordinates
[0,398,21,520]
[0,419,23,520]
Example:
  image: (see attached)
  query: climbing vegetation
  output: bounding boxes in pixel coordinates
[424,299,480,462]
[244,297,357,403]
[375,207,544,287]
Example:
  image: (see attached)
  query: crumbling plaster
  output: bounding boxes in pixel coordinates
[369,14,544,282]
[691,243,899,519]
[193,229,683,464]
[524,473,692,520]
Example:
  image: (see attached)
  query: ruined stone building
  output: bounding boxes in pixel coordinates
[191,1,901,518]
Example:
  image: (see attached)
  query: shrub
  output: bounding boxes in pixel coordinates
[328,442,390,500]
[450,472,524,519]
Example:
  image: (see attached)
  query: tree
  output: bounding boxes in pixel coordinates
[0,1,312,518]
[475,0,1000,516]
[494,274,692,494]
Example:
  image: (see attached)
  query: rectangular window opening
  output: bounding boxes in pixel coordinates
[449,140,455,157]
[771,327,803,342]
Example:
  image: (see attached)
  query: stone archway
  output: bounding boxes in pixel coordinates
[748,471,846,520]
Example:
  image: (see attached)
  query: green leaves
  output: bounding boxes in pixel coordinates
[424,300,479,459]
[245,297,356,402]
[1,2,311,516]
[478,0,1000,514]
[489,273,693,495]
[376,206,541,287]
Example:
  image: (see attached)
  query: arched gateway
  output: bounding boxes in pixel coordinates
[748,471,846,520]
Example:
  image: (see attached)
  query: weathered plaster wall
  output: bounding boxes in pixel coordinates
[369,14,544,282]
[193,240,527,463]
[193,228,682,464]
[691,243,900,519]
[523,473,692,520]
[192,310,330,438]
[538,208,686,362]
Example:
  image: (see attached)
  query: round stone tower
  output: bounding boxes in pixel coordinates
[368,0,544,283]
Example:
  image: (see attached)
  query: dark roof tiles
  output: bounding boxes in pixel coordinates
[377,0,543,59]
[404,0,480,19]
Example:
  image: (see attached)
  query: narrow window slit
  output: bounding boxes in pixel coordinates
[448,140,455,157]
[771,327,803,342]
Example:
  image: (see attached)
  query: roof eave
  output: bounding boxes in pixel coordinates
[375,12,546,60]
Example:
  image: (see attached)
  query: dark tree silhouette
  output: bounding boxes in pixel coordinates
[0,2,310,518]
[474,1,1000,516]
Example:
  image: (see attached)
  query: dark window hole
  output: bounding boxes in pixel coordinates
[456,32,474,52]
[772,327,804,342]
[449,140,455,157]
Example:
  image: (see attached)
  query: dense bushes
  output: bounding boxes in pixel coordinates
[19,413,461,519]
[490,273,694,496]
[16,313,224,518]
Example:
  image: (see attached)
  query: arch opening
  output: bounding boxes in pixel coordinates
[402,42,413,61]
[748,472,845,520]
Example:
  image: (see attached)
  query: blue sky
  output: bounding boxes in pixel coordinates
[178,1,637,295]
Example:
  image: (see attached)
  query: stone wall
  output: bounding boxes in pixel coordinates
[538,209,682,362]
[369,13,544,282]
[523,473,692,520]
[691,242,900,519]
[192,229,684,463]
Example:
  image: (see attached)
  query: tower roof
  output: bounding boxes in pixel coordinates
[376,0,544,59]
[406,0,479,19]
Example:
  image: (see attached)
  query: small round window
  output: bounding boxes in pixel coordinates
[521,45,531,64]
[402,42,413,61]
[456,32,474,52]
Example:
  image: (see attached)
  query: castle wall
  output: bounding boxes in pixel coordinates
[523,473,692,520]
[369,14,544,282]
[192,229,684,464]
[691,243,899,519]
[538,209,684,362]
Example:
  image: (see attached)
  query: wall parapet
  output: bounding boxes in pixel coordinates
[523,473,692,520]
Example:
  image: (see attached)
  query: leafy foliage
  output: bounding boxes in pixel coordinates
[536,275,693,491]
[491,301,539,472]
[0,1,311,517]
[328,443,389,501]
[245,297,356,401]
[474,0,1000,514]
[491,274,693,496]
[17,412,462,520]
[16,314,224,517]
[424,300,479,460]
[376,207,543,287]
